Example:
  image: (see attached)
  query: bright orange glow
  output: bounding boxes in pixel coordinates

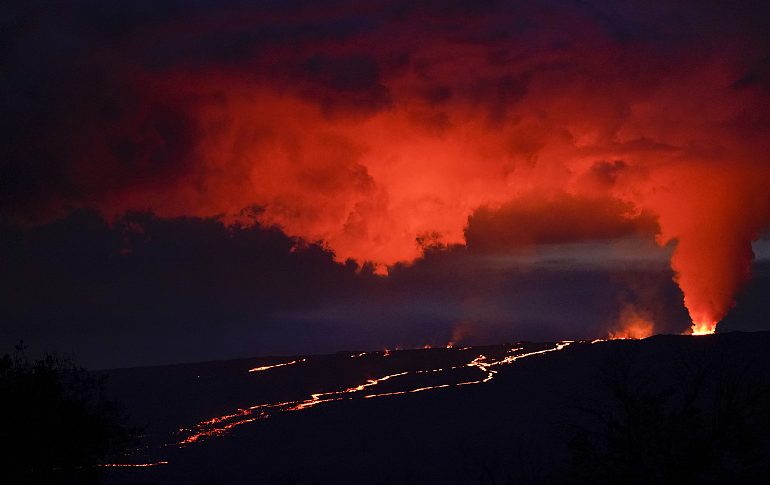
[642,163,770,336]
[78,46,770,331]
[690,319,717,336]
[12,0,769,349]
[248,359,305,372]
[93,72,770,330]
[609,305,654,340]
[101,461,169,467]
[173,341,583,446]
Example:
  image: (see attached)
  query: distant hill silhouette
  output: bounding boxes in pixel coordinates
[100,332,770,484]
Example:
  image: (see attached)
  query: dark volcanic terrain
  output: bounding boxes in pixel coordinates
[102,332,770,484]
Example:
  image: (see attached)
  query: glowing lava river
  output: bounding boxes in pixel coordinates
[104,339,610,479]
[100,333,770,485]
[172,341,575,446]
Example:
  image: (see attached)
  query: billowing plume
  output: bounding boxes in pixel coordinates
[3,0,770,332]
[642,164,770,333]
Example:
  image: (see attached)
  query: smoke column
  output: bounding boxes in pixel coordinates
[641,163,770,333]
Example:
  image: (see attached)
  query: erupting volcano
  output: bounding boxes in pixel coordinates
[4,1,770,482]
[2,0,770,378]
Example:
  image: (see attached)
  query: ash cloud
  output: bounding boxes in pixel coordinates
[3,0,770,356]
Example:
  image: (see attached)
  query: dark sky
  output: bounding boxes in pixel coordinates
[2,0,770,368]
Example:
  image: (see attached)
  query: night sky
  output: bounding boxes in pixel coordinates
[2,0,770,369]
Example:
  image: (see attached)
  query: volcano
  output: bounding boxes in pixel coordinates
[102,332,770,484]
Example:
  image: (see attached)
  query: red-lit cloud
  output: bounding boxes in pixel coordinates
[3,0,770,335]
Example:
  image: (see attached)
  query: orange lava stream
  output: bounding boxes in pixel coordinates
[174,341,578,447]
[101,461,169,467]
[248,359,306,372]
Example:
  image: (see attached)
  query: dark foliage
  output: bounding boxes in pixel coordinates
[0,342,141,484]
[556,339,770,485]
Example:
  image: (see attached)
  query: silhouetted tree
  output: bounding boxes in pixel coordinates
[0,342,141,484]
[556,338,770,485]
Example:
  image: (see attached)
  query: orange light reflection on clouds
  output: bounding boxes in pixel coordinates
[83,3,770,332]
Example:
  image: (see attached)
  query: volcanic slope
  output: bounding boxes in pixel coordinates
[103,332,770,484]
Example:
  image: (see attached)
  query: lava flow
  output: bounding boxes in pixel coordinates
[101,461,169,468]
[173,341,578,447]
[248,359,306,372]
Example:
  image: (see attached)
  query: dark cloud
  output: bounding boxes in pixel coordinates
[3,0,770,365]
[419,85,453,105]
[1,210,689,368]
[583,160,629,190]
[467,74,529,125]
[732,56,770,91]
[0,210,367,365]
[0,0,203,219]
[298,54,392,117]
[464,194,658,251]
[718,261,770,333]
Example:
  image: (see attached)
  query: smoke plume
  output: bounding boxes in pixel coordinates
[3,0,770,332]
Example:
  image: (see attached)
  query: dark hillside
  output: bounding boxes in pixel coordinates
[102,332,770,484]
